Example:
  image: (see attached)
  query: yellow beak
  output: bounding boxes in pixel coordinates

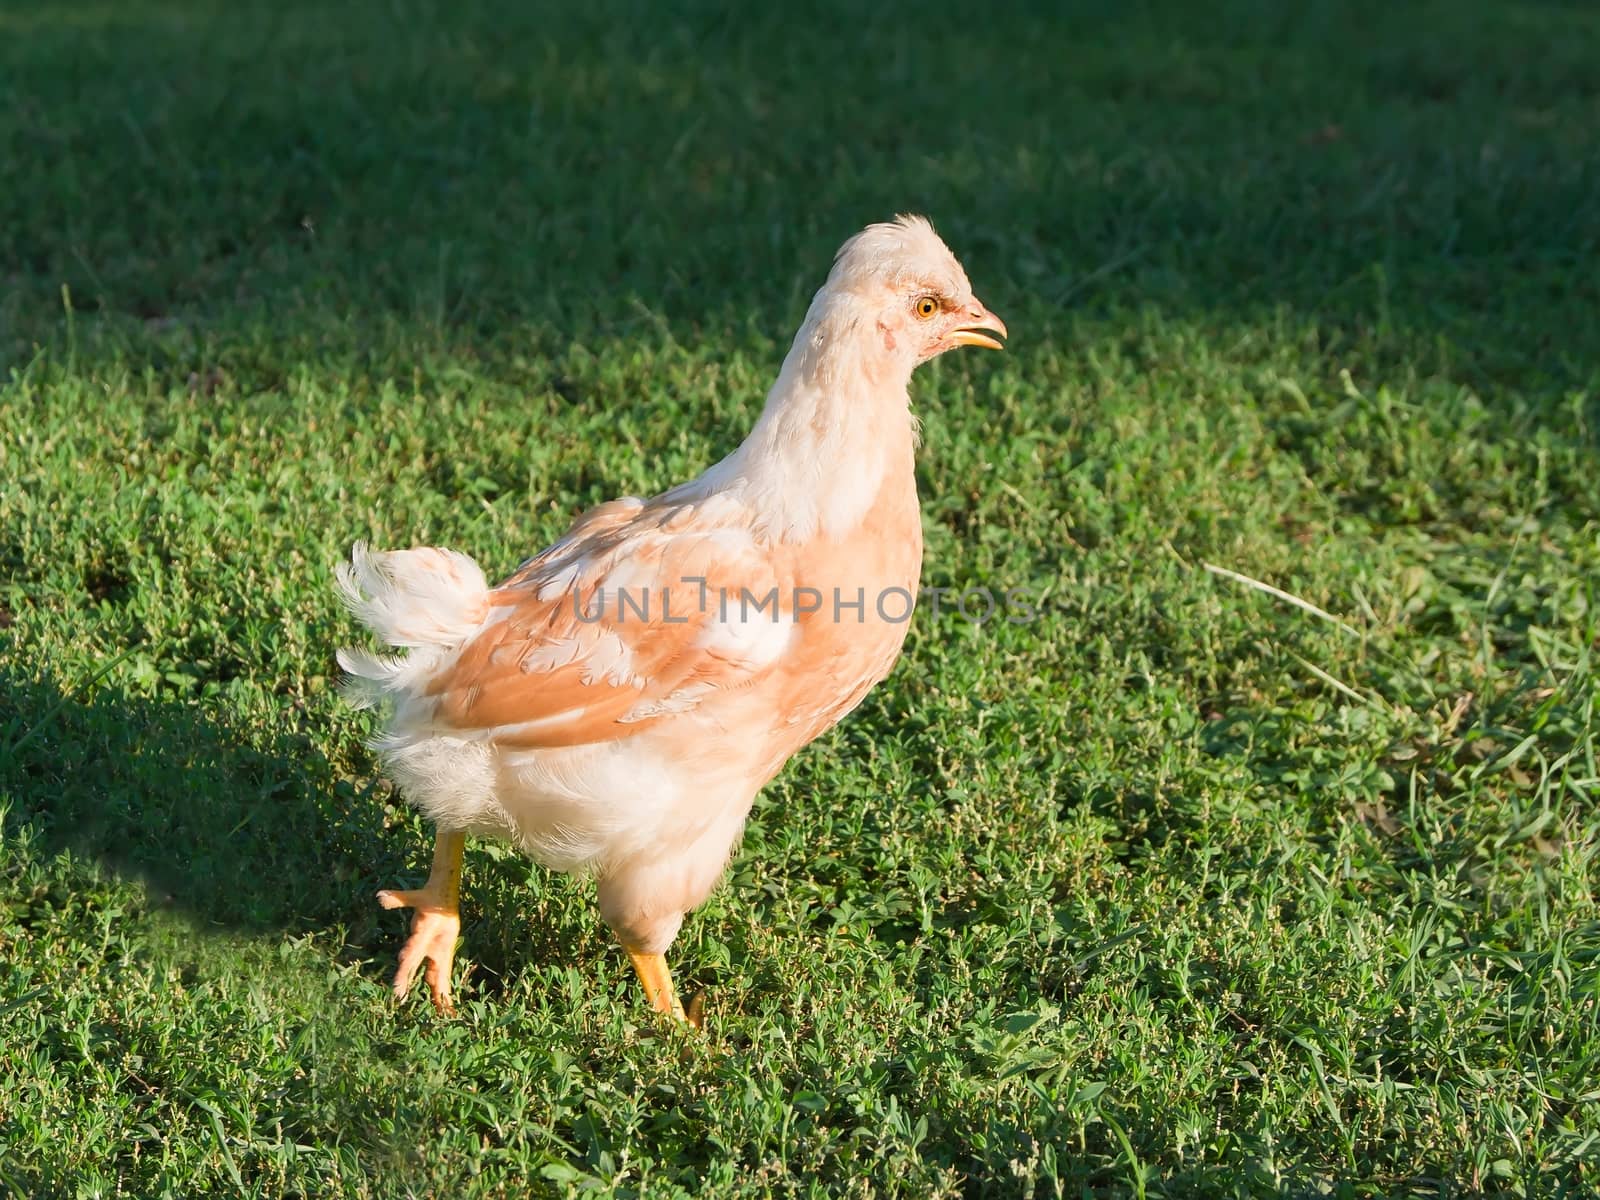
[948,303,1008,351]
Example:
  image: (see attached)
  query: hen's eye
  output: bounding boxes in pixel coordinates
[914,295,939,320]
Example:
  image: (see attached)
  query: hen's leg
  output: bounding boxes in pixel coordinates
[600,847,728,1031]
[626,949,701,1026]
[377,829,465,1014]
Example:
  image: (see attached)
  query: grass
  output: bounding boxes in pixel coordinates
[2,0,1598,1194]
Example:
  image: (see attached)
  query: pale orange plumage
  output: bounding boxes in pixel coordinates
[337,215,1006,1023]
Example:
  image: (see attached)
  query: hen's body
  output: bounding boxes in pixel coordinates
[338,215,1003,1021]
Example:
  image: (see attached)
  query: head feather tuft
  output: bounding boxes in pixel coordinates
[826,214,970,299]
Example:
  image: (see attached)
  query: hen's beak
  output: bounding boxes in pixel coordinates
[948,302,1008,351]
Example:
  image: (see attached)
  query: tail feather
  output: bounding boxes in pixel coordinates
[336,541,490,705]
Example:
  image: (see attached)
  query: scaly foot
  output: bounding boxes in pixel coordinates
[378,887,461,1014]
[627,949,703,1029]
[379,829,465,1015]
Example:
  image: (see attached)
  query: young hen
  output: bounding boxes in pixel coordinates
[337,215,1006,1024]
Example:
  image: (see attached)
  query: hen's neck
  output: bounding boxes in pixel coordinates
[718,301,919,542]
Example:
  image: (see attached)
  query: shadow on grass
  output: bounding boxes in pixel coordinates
[0,668,391,936]
[0,667,611,1002]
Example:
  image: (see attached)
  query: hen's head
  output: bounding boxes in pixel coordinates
[821,215,1006,368]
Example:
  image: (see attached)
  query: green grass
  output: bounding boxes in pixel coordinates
[2,0,1598,1194]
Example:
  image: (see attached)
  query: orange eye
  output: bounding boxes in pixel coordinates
[914,295,939,320]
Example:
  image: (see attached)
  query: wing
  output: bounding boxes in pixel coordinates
[424,495,795,748]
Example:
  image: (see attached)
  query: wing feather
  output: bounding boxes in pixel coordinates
[425,498,790,748]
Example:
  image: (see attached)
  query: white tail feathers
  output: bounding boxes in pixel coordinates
[337,542,489,648]
[335,541,490,707]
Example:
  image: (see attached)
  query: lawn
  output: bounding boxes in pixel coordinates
[2,0,1598,1195]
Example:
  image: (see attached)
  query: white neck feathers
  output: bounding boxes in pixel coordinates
[705,291,917,541]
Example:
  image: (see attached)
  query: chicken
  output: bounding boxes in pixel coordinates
[336,215,1006,1025]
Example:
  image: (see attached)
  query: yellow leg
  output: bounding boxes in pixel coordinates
[378,829,465,1014]
[626,949,701,1028]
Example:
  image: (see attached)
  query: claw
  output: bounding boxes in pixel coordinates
[381,894,460,1014]
[379,830,465,1015]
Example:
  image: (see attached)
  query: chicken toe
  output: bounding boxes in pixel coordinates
[378,830,465,1014]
